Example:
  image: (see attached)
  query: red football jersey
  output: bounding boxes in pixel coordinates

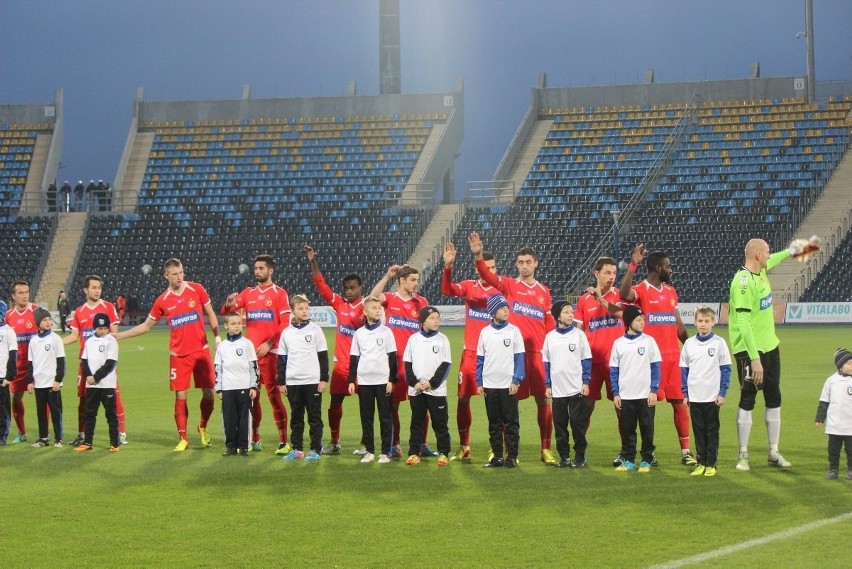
[441,266,498,351]
[574,288,623,363]
[313,273,365,372]
[7,303,38,375]
[475,258,556,352]
[630,280,681,355]
[230,283,291,353]
[382,291,428,364]
[70,300,121,355]
[149,282,212,357]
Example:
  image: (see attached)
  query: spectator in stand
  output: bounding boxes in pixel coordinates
[46,183,57,212]
[57,291,71,334]
[85,180,96,212]
[73,181,85,212]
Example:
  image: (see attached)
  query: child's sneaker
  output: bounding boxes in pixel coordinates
[53,441,63,448]
[31,438,49,448]
[825,470,839,480]
[612,454,626,468]
[691,465,706,476]
[638,461,651,473]
[767,453,792,468]
[615,460,635,472]
[572,456,587,468]
[222,448,238,457]
[484,456,504,468]
[281,450,305,461]
[681,452,697,466]
[353,445,368,456]
[405,454,421,466]
[703,466,717,477]
[437,454,449,467]
[420,444,439,457]
[503,457,517,469]
[75,443,93,452]
[304,451,321,461]
[321,443,341,455]
[377,454,391,464]
[275,442,292,456]
[109,445,121,453]
[360,452,375,463]
[735,452,750,471]
[70,435,84,447]
[555,457,572,468]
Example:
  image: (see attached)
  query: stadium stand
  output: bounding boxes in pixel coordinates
[420,97,852,303]
[801,223,852,302]
[70,112,452,309]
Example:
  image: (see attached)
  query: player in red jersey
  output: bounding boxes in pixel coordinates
[5,281,38,443]
[304,245,365,455]
[469,231,558,465]
[63,275,127,446]
[221,254,291,454]
[114,258,220,451]
[619,243,694,466]
[441,241,499,461]
[574,257,626,453]
[369,263,434,458]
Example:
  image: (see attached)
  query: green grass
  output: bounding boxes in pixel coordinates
[4,325,852,567]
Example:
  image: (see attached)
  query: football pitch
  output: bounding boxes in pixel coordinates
[3,325,851,568]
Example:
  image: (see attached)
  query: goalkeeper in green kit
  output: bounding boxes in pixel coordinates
[728,235,820,471]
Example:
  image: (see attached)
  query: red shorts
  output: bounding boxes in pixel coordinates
[587,361,613,401]
[257,353,278,388]
[169,350,215,392]
[517,351,546,400]
[329,366,352,396]
[457,349,481,398]
[392,368,409,402]
[655,354,683,401]
[10,368,28,394]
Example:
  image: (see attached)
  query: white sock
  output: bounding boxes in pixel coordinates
[737,408,753,452]
[766,407,781,454]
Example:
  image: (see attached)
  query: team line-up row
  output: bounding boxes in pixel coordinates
[2,232,848,478]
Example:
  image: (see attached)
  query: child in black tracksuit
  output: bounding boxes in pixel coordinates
[214,313,260,456]
[26,307,66,448]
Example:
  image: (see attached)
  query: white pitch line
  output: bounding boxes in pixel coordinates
[650,511,852,569]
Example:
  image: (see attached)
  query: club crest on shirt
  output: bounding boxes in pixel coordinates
[377,338,384,346]
[26,321,33,329]
[708,348,716,356]
[432,345,439,353]
[638,347,645,355]
[99,345,105,352]
[503,338,511,347]
[0,335,3,342]
[188,300,196,308]
[236,348,244,356]
[265,299,273,307]
[411,310,418,318]
[306,335,313,343]
[45,344,51,351]
[847,386,852,396]
[569,343,576,352]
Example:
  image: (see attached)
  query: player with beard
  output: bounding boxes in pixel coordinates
[619,244,694,467]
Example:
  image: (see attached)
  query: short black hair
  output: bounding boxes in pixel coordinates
[343,273,362,286]
[646,251,669,272]
[482,251,495,262]
[516,247,538,261]
[254,254,275,269]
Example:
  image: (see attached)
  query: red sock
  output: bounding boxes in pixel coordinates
[328,401,343,445]
[672,400,690,449]
[77,396,86,433]
[268,388,288,443]
[392,403,401,447]
[251,396,262,443]
[174,399,188,439]
[199,397,214,428]
[457,400,471,447]
[538,402,553,449]
[115,387,126,433]
[12,398,26,434]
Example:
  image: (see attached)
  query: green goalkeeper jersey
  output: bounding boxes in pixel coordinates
[728,251,790,360]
